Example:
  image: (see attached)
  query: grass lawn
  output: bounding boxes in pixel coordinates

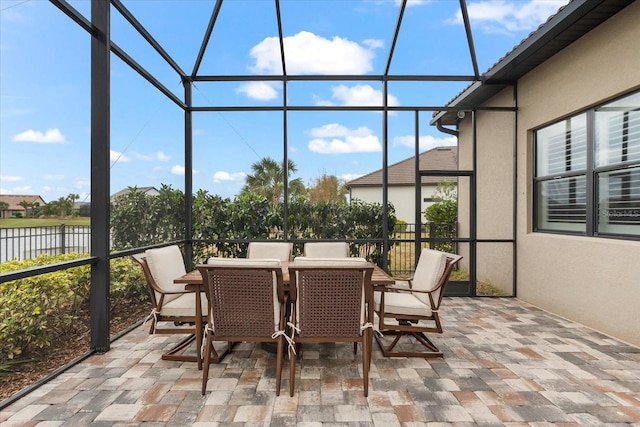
[0,218,90,228]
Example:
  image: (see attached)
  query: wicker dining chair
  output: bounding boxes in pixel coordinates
[373,248,462,358]
[132,245,207,367]
[286,258,374,397]
[198,258,288,395]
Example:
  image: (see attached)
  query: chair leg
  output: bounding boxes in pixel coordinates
[201,334,213,395]
[289,343,296,397]
[276,337,283,396]
[375,330,443,358]
[362,331,371,397]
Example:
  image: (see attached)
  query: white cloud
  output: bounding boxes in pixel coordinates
[1,175,23,182]
[340,173,364,181]
[0,108,32,119]
[392,134,458,151]
[236,82,279,101]
[250,31,380,75]
[12,185,33,193]
[110,150,130,163]
[395,0,432,7]
[308,123,382,154]
[318,84,400,107]
[132,151,171,162]
[169,165,198,176]
[74,177,90,189]
[450,0,568,33]
[12,128,65,144]
[213,171,247,183]
[43,174,64,181]
[362,39,384,49]
[156,151,170,162]
[171,165,185,175]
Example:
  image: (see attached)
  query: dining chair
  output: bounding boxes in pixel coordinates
[198,258,288,395]
[303,241,350,257]
[131,245,207,366]
[247,241,293,261]
[373,248,462,358]
[286,257,374,396]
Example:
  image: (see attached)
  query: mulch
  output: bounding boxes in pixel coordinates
[0,300,152,403]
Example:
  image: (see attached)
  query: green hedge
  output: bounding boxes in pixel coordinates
[0,254,146,364]
[111,187,398,267]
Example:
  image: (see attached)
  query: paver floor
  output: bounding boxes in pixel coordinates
[2,297,639,426]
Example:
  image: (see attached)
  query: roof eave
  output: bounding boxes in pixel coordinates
[431,0,635,126]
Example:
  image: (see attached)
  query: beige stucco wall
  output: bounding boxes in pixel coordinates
[351,185,440,225]
[463,2,640,346]
[458,93,515,294]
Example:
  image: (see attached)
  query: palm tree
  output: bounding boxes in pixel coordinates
[18,200,34,218]
[241,157,305,205]
[0,201,9,218]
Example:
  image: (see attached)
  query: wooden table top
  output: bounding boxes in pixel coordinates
[174,261,395,286]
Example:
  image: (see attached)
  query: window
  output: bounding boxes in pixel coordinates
[534,91,640,238]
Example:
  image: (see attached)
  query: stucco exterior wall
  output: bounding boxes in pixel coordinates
[457,93,515,294]
[351,185,440,225]
[467,2,640,346]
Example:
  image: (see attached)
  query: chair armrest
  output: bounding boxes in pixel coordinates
[375,285,436,295]
[376,284,415,293]
[159,289,195,295]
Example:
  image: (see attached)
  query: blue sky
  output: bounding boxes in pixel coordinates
[0,0,568,203]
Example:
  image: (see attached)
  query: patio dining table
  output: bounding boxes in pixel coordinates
[173,260,395,367]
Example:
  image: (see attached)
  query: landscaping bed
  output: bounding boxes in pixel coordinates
[0,298,152,403]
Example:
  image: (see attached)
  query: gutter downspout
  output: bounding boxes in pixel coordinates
[436,120,459,137]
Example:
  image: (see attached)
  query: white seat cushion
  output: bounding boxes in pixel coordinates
[159,292,207,317]
[374,291,432,317]
[145,245,188,304]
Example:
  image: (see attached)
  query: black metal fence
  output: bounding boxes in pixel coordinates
[388,222,458,276]
[1,222,457,274]
[0,225,92,263]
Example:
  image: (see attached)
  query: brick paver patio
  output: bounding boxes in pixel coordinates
[2,297,639,426]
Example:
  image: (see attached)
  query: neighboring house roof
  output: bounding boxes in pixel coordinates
[432,0,635,126]
[111,186,159,201]
[0,194,47,210]
[347,146,458,188]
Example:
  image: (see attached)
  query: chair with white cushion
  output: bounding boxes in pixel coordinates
[373,248,462,358]
[303,241,350,258]
[132,245,207,367]
[247,241,293,261]
[198,258,287,395]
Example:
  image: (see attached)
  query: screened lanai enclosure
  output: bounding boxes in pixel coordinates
[0,0,535,358]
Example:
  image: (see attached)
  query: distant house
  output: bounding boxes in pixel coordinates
[0,194,47,218]
[73,202,91,217]
[346,146,458,225]
[110,186,160,203]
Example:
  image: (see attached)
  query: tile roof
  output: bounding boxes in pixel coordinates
[347,146,458,187]
[0,194,46,210]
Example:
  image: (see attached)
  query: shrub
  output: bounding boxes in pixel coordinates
[0,254,147,364]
